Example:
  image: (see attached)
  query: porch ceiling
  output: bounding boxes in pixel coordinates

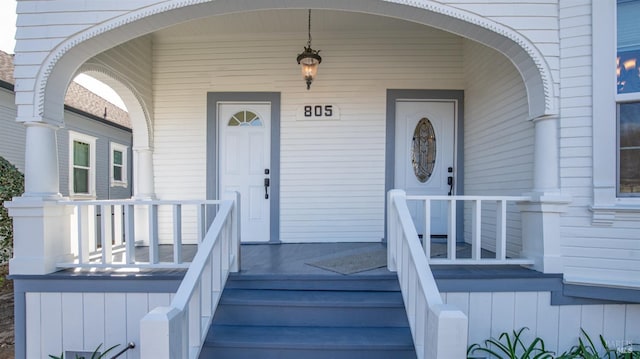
[152,9,442,40]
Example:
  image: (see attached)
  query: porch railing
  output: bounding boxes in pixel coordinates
[387,190,467,359]
[60,199,221,268]
[140,193,240,358]
[406,194,534,265]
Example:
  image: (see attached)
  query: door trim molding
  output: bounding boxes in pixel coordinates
[207,92,281,243]
[385,89,464,240]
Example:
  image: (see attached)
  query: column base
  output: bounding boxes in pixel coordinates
[5,197,73,275]
[518,194,571,274]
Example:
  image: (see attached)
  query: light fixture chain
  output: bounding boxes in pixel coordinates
[307,9,312,47]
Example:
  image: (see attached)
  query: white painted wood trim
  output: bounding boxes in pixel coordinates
[387,189,468,359]
[140,194,239,358]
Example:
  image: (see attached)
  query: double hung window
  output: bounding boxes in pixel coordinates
[617,0,640,196]
[110,142,128,187]
[69,132,96,198]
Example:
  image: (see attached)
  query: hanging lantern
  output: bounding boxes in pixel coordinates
[296,10,322,90]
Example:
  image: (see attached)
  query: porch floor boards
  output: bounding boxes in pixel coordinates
[53,242,551,283]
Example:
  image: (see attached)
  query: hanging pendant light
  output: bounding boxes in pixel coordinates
[296,9,322,90]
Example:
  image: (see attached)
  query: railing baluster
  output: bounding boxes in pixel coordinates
[77,205,90,264]
[124,204,135,264]
[496,199,507,260]
[173,204,183,264]
[88,205,97,253]
[149,204,159,264]
[423,199,431,257]
[113,204,123,247]
[197,204,204,243]
[101,204,113,264]
[471,200,482,260]
[447,199,456,260]
[201,254,213,319]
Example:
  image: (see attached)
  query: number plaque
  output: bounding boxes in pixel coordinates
[297,104,340,120]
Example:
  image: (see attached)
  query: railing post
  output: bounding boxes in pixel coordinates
[387,190,406,272]
[426,304,468,359]
[140,307,185,359]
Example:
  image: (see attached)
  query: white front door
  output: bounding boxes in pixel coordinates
[395,100,455,236]
[219,102,271,242]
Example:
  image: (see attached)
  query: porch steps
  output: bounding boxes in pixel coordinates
[199,274,417,359]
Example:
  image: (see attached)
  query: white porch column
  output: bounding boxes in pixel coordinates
[23,122,62,198]
[519,114,570,273]
[133,146,156,200]
[133,147,156,246]
[7,120,73,274]
[532,115,560,194]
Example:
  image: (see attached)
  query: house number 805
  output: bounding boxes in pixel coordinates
[304,105,333,117]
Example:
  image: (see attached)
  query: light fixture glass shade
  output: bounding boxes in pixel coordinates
[297,49,322,90]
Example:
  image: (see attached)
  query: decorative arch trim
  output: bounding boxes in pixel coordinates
[33,0,556,121]
[76,62,153,148]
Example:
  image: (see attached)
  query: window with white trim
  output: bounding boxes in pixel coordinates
[617,0,640,196]
[68,131,96,198]
[110,142,128,187]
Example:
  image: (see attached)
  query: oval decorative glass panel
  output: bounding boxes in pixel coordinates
[228,110,263,127]
[411,118,436,183]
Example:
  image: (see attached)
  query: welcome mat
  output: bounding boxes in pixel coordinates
[306,249,387,275]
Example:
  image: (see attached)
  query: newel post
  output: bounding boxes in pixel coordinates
[6,121,73,275]
[387,189,405,272]
[140,307,186,358]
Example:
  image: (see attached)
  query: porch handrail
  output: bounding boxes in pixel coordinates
[406,194,534,265]
[139,192,240,359]
[60,199,222,268]
[387,189,467,359]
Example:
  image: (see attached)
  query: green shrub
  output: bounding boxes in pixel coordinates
[556,328,640,359]
[0,156,25,264]
[467,327,554,359]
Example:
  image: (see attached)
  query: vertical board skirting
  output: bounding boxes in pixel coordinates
[446,291,640,355]
[24,291,174,357]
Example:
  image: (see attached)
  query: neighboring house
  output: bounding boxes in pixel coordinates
[4,1,640,358]
[0,50,132,200]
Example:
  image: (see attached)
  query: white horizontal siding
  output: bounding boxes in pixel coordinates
[556,1,640,287]
[26,291,173,359]
[444,291,640,356]
[152,29,466,242]
[462,40,533,255]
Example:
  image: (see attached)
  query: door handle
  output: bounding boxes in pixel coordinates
[264,178,270,199]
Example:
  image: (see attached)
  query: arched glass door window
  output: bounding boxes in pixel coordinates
[412,118,436,183]
[228,110,263,127]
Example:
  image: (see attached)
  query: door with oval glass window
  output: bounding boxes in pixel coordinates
[219,102,271,242]
[395,100,455,236]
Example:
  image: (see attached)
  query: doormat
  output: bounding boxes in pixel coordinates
[306,249,387,275]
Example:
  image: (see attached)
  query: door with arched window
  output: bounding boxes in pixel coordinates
[219,103,271,242]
